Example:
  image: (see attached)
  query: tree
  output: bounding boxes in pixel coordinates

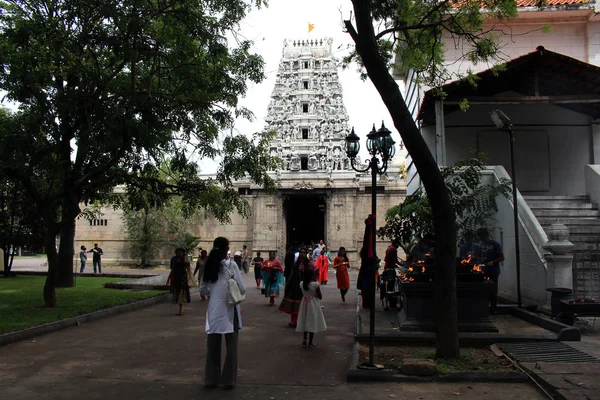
[0,109,46,276]
[379,153,511,255]
[0,0,277,307]
[122,206,163,268]
[343,0,517,357]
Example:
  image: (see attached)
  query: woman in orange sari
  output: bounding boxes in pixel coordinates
[315,247,330,284]
[333,246,351,302]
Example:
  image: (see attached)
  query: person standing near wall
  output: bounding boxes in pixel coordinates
[241,245,249,274]
[79,246,87,273]
[477,228,505,317]
[91,243,103,274]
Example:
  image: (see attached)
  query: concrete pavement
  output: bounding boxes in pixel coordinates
[0,269,547,399]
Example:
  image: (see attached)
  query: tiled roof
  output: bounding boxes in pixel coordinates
[516,0,589,6]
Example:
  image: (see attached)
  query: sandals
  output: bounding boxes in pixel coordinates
[288,323,297,328]
[308,343,316,348]
[302,341,307,347]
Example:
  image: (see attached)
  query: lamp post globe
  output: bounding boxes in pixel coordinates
[366,124,377,154]
[345,127,361,159]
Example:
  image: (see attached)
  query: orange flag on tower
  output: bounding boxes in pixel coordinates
[308,23,315,33]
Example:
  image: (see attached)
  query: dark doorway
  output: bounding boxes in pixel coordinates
[285,195,325,249]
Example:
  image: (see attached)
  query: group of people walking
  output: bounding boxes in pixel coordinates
[167,237,352,389]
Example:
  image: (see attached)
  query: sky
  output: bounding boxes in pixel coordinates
[216,0,407,173]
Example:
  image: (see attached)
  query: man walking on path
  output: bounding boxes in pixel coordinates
[91,243,104,274]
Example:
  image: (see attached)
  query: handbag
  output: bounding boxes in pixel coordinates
[186,266,198,288]
[226,260,245,305]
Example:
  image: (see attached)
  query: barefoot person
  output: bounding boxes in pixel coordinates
[262,251,283,306]
[280,247,310,328]
[200,237,246,389]
[333,246,351,303]
[252,252,264,289]
[296,268,327,347]
[170,248,191,315]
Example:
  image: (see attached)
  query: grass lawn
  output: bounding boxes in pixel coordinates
[0,275,166,334]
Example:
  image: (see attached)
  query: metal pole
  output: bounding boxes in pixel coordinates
[509,129,522,308]
[369,155,377,365]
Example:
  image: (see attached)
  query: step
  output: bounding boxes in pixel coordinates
[537,218,600,226]
[540,225,600,235]
[523,195,590,201]
[528,202,596,210]
[532,209,600,218]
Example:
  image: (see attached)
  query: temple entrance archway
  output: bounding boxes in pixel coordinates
[284,195,326,250]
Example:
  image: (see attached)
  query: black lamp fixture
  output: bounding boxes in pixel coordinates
[489,109,522,308]
[344,121,396,368]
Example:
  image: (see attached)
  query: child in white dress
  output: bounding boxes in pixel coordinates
[296,268,327,347]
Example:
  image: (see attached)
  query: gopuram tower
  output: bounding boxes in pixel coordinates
[249,38,406,254]
[265,38,353,177]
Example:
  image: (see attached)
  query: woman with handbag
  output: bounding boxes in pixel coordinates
[170,248,191,316]
[200,237,246,389]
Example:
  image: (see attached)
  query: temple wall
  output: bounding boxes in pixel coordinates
[74,182,406,267]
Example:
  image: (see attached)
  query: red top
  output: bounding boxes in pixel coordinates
[384,245,398,270]
[262,259,283,272]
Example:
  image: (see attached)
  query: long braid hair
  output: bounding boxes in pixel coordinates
[203,237,229,283]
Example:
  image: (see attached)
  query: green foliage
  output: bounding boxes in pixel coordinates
[164,231,201,255]
[0,0,274,278]
[122,207,163,266]
[378,153,511,254]
[0,275,164,334]
[344,0,519,87]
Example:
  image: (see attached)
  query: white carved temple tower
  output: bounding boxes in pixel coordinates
[265,38,353,179]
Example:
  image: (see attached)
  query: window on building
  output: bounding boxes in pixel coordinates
[304,61,309,69]
[302,103,308,113]
[90,219,108,226]
[302,128,309,139]
[303,80,309,89]
[301,157,308,170]
[238,188,252,195]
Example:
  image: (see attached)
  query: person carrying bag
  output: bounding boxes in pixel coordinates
[200,237,246,389]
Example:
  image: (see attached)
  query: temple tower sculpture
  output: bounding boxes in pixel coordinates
[265,38,354,179]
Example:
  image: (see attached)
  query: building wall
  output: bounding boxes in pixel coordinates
[438,103,593,196]
[443,16,599,78]
[75,183,407,267]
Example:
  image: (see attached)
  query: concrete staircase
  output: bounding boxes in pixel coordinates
[524,195,600,298]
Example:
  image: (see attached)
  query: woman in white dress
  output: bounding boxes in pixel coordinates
[296,268,327,347]
[200,237,246,389]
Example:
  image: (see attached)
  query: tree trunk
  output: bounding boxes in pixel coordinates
[56,193,80,287]
[43,232,59,307]
[2,247,11,276]
[346,0,459,358]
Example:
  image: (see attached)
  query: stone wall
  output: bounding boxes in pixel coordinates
[74,180,407,268]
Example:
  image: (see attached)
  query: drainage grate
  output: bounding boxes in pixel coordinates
[497,342,600,363]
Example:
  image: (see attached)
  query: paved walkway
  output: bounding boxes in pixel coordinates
[0,267,546,399]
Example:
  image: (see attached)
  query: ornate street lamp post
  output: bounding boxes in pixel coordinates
[345,122,396,367]
[489,109,522,308]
